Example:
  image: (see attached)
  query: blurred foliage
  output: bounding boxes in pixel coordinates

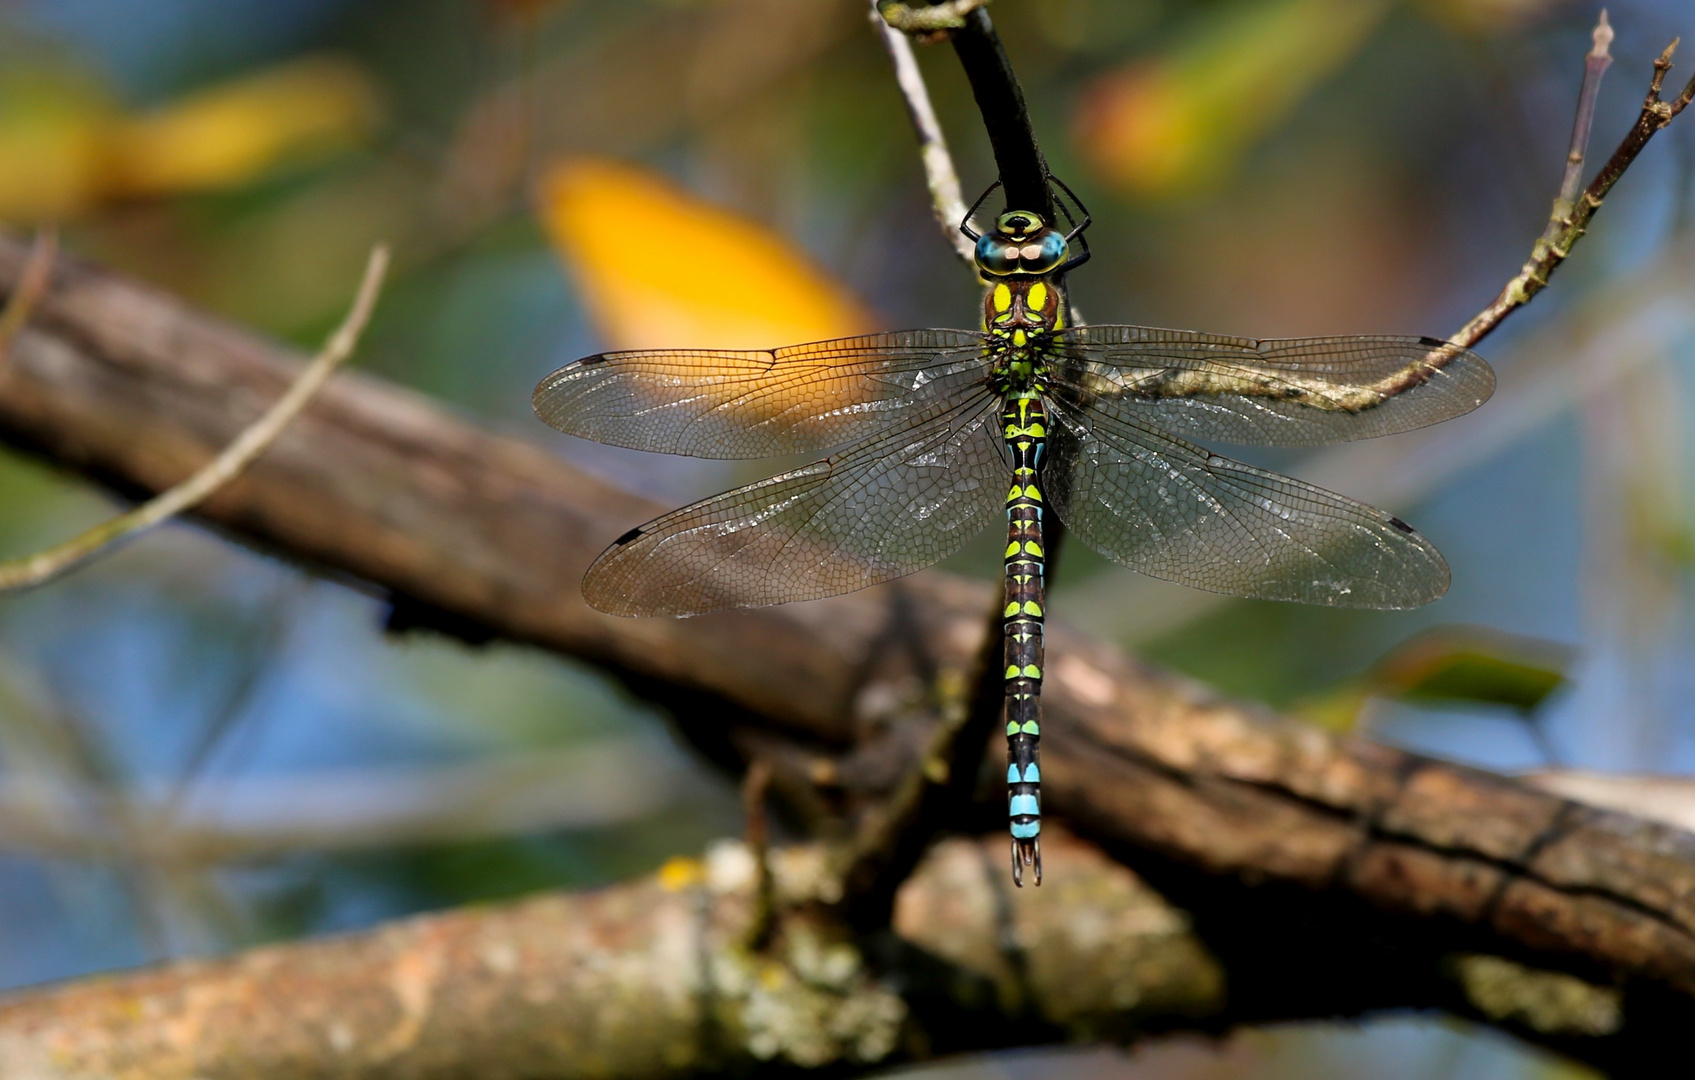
[0,54,377,221]
[1417,0,1570,33]
[1072,0,1392,197]
[1373,626,1571,713]
[1294,625,1573,732]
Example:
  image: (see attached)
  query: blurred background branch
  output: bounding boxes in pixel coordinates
[0,245,386,593]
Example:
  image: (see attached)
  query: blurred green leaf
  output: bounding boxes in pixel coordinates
[1292,626,1573,731]
[1380,649,1566,713]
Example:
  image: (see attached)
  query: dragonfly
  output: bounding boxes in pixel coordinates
[532,180,1494,887]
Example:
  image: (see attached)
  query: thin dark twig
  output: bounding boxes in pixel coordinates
[833,666,972,930]
[742,759,776,949]
[1453,23,1694,349]
[950,8,1053,220]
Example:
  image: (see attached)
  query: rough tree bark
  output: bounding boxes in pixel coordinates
[0,832,1223,1079]
[0,237,1691,1075]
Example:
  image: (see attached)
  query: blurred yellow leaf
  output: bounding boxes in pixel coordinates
[0,56,378,222]
[538,158,872,351]
[110,57,379,199]
[657,855,703,890]
[1073,0,1390,197]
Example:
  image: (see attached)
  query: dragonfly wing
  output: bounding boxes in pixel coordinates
[533,330,990,458]
[1052,325,1493,446]
[1045,392,1449,608]
[585,393,1006,615]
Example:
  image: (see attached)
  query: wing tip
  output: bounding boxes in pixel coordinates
[583,574,650,618]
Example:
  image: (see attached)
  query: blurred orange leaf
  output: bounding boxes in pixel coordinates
[1073,0,1390,197]
[538,158,872,351]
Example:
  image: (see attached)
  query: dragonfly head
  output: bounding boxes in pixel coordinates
[975,211,1068,277]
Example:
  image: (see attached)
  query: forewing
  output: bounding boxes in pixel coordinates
[533,330,989,458]
[584,392,1006,615]
[1045,392,1449,608]
[1051,325,1493,446]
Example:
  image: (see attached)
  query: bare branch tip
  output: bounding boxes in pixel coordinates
[326,244,391,356]
[1591,10,1612,58]
[359,243,392,306]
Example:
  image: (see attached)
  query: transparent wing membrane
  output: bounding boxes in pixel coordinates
[533,330,990,459]
[1053,326,1493,447]
[583,392,1007,616]
[541,319,1483,615]
[1045,391,1450,608]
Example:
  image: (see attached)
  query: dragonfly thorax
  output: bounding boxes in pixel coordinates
[985,277,1063,338]
[985,277,1060,397]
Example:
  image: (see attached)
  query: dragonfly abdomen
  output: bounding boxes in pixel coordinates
[1002,393,1046,887]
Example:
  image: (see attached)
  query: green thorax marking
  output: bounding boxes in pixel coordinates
[985,276,1063,398]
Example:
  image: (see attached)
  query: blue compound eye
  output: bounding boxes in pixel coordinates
[975,234,1021,276]
[1016,229,1068,273]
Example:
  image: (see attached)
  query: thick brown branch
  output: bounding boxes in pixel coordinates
[0,833,1222,1078]
[2,238,1695,1068]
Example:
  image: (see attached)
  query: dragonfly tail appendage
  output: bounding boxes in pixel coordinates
[1002,395,1047,887]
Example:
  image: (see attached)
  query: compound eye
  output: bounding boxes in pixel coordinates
[995,211,1043,238]
[1015,229,1068,273]
[974,234,1020,276]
